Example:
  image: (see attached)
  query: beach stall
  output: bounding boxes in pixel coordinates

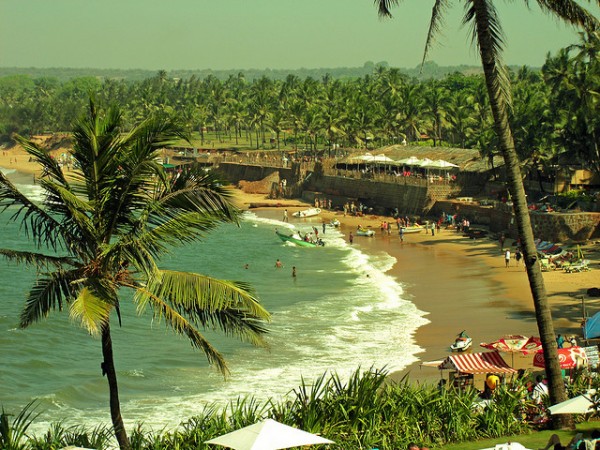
[533,347,588,370]
[438,351,517,390]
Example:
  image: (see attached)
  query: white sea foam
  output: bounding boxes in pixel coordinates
[22,210,429,437]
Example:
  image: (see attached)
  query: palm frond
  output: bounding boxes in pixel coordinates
[465,0,512,109]
[20,270,81,328]
[69,287,112,336]
[155,169,240,222]
[131,284,230,375]
[0,172,66,251]
[422,0,450,69]
[536,0,599,33]
[0,248,77,270]
[13,134,68,187]
[374,0,400,18]
[138,270,271,322]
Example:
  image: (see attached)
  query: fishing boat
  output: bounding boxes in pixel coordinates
[275,230,319,247]
[450,331,472,352]
[292,208,322,218]
[356,227,375,237]
[401,224,424,234]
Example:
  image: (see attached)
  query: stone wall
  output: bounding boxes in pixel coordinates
[305,174,429,215]
[214,162,599,242]
[431,200,600,242]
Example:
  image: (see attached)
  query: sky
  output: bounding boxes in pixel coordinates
[1,0,598,71]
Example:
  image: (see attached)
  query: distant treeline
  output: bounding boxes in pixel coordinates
[0,34,597,178]
[0,61,489,83]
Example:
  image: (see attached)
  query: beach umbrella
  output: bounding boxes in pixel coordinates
[396,156,421,166]
[373,153,394,162]
[480,335,542,354]
[352,152,375,162]
[480,335,542,366]
[421,159,459,169]
[533,346,588,370]
[548,393,596,415]
[205,418,334,450]
[413,158,433,167]
[479,443,531,450]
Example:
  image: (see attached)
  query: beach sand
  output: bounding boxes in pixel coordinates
[232,191,600,386]
[3,152,599,388]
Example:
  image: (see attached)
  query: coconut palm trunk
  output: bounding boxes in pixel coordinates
[472,0,568,424]
[101,323,130,450]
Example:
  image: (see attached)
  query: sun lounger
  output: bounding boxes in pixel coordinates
[537,241,554,251]
[540,258,556,271]
[564,260,590,273]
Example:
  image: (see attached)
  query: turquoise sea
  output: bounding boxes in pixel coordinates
[0,167,428,435]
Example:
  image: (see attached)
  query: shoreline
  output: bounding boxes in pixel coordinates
[235,193,599,386]
[3,158,598,387]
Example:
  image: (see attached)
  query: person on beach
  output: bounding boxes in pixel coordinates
[556,334,565,348]
[539,430,600,450]
[515,249,522,266]
[407,443,430,450]
[532,375,548,404]
[292,266,296,278]
[275,259,283,268]
[504,249,511,268]
[399,228,404,243]
[283,209,288,222]
[349,232,354,245]
[499,233,505,248]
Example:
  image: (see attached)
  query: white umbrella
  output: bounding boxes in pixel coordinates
[396,156,421,165]
[480,443,531,450]
[351,152,375,162]
[413,158,433,167]
[205,418,334,450]
[421,159,459,169]
[548,394,596,415]
[373,153,394,162]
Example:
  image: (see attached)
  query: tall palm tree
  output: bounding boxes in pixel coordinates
[375,0,598,427]
[0,98,271,449]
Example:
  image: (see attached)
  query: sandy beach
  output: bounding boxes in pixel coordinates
[232,191,600,386]
[2,150,599,388]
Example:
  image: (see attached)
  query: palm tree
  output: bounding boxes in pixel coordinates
[0,98,271,449]
[375,0,598,427]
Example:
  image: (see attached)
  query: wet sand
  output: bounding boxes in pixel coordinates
[234,192,599,386]
[2,150,598,387]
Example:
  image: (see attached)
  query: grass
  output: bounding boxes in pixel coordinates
[441,421,600,450]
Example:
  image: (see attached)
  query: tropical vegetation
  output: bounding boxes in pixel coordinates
[373,0,598,430]
[0,99,271,450]
[1,368,599,450]
[0,32,598,180]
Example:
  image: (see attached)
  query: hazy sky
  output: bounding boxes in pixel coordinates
[1,0,597,71]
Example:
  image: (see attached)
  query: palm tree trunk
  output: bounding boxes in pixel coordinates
[472,0,570,428]
[101,323,131,450]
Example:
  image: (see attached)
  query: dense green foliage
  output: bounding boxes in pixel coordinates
[0,61,483,83]
[0,33,598,177]
[0,368,547,450]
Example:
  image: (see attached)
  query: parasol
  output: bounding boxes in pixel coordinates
[480,335,542,366]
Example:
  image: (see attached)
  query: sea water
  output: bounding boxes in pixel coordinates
[0,170,428,435]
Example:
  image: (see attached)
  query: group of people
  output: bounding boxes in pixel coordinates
[274,259,297,278]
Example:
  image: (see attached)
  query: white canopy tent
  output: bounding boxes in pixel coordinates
[422,159,459,169]
[205,418,334,450]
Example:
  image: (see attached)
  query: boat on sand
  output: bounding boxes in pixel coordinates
[275,230,321,247]
[401,224,424,234]
[356,227,375,237]
[293,208,321,218]
[450,331,472,352]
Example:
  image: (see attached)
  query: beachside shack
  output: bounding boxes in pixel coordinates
[438,351,517,390]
